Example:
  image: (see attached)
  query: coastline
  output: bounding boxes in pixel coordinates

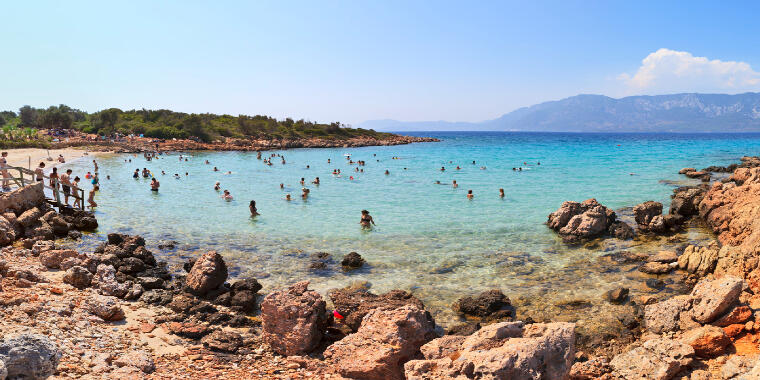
[1,155,760,379]
[2,148,111,171]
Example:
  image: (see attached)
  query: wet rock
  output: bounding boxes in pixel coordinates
[645,278,666,290]
[326,305,436,380]
[649,250,678,263]
[201,330,244,353]
[230,291,257,312]
[606,287,629,304]
[446,322,481,336]
[89,295,125,321]
[679,168,696,174]
[644,295,692,334]
[451,289,515,321]
[610,338,693,380]
[679,325,730,357]
[63,265,93,289]
[639,262,675,274]
[157,240,177,249]
[67,230,82,239]
[38,249,78,269]
[547,199,617,243]
[107,233,124,245]
[569,357,612,380]
[676,244,719,276]
[0,333,61,380]
[602,250,648,264]
[404,321,575,380]
[185,251,228,296]
[690,276,743,323]
[114,350,155,374]
[607,221,634,240]
[670,186,705,218]
[329,288,428,332]
[261,281,327,356]
[634,201,663,228]
[341,252,365,269]
[684,170,708,179]
[231,278,262,293]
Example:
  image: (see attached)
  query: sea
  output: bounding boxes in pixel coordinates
[60,132,760,329]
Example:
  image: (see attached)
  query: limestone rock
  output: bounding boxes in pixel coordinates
[325,305,436,380]
[609,338,694,380]
[88,295,125,321]
[329,288,428,332]
[38,249,78,269]
[63,265,93,289]
[113,350,155,374]
[261,281,327,356]
[679,325,730,357]
[0,333,61,380]
[690,276,743,324]
[644,295,692,334]
[677,244,719,275]
[547,199,617,243]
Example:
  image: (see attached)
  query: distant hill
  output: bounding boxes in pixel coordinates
[360,93,760,132]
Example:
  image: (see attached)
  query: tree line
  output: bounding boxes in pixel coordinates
[0,105,389,143]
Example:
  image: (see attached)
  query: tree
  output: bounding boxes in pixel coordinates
[19,106,38,127]
[0,115,5,127]
[95,108,122,135]
[38,106,73,129]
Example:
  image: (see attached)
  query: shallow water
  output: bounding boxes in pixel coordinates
[60,132,760,328]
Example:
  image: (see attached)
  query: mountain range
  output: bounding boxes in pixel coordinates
[359,93,760,132]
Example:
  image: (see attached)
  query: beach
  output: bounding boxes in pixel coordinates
[2,147,111,170]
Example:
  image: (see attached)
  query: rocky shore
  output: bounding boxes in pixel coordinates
[2,155,760,379]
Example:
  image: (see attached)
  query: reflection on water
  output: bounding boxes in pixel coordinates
[59,132,760,331]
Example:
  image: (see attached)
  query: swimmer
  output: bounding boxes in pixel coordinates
[150,178,160,192]
[214,167,219,172]
[249,200,259,216]
[222,190,233,201]
[214,182,220,191]
[499,188,505,198]
[106,175,110,180]
[327,159,331,163]
[472,161,476,164]
[185,172,188,176]
[435,180,441,184]
[285,194,292,201]
[384,170,389,175]
[312,177,320,185]
[480,166,486,170]
[300,177,305,185]
[133,169,139,178]
[467,190,473,200]
[537,162,541,165]
[456,166,461,170]
[226,171,232,175]
[85,171,92,179]
[453,180,458,188]
[301,188,310,199]
[280,183,284,189]
[174,173,180,179]
[205,160,210,164]
[360,210,375,229]
[440,166,445,171]
[161,171,166,175]
[306,165,310,169]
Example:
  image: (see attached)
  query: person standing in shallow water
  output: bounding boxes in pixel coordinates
[499,188,505,198]
[360,210,376,229]
[467,190,474,199]
[151,178,160,192]
[249,200,259,216]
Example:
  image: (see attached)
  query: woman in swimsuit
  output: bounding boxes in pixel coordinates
[360,210,375,229]
[249,200,259,216]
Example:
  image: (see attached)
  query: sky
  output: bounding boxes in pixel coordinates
[2,1,760,125]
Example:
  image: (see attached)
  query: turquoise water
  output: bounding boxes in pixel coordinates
[62,132,760,326]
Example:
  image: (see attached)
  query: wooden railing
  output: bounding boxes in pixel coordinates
[2,166,85,210]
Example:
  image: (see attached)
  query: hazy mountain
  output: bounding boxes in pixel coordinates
[360,93,760,132]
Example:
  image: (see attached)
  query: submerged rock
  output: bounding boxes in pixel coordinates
[341,251,365,269]
[451,289,515,321]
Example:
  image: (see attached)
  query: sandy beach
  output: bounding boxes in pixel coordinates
[2,148,111,170]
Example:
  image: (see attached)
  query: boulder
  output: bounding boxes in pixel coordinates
[16,207,42,228]
[670,187,705,217]
[650,251,678,263]
[0,333,61,380]
[679,168,696,174]
[329,288,429,332]
[31,240,55,256]
[713,305,752,327]
[201,330,245,353]
[261,281,327,355]
[679,326,730,357]
[634,201,663,227]
[404,321,576,380]
[0,216,17,245]
[547,199,617,243]
[607,221,634,240]
[690,276,743,324]
[606,287,629,304]
[644,295,692,334]
[93,264,129,298]
[569,357,612,380]
[451,289,515,321]
[609,338,694,380]
[677,244,719,275]
[185,251,228,296]
[88,295,125,321]
[326,305,436,380]
[113,350,155,374]
[38,249,79,269]
[639,262,675,275]
[63,265,93,289]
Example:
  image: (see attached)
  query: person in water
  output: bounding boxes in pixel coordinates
[71,176,82,208]
[222,190,233,200]
[440,166,445,171]
[301,188,310,199]
[151,178,160,192]
[452,180,458,188]
[360,210,376,229]
[312,177,320,185]
[499,188,505,198]
[285,194,292,201]
[384,170,389,175]
[88,185,99,208]
[249,200,259,216]
[213,167,219,172]
[300,178,305,185]
[214,182,221,191]
[467,190,474,199]
[133,169,139,178]
[280,183,284,189]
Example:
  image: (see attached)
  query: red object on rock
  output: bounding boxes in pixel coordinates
[333,310,344,319]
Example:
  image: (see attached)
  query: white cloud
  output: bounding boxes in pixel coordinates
[618,48,760,94]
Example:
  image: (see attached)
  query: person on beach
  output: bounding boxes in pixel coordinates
[150,178,160,192]
[467,190,474,199]
[499,188,505,198]
[71,176,82,208]
[214,182,221,191]
[61,169,72,205]
[249,200,259,216]
[222,190,233,201]
[360,210,375,229]
[452,180,458,188]
[35,162,45,182]
[88,185,99,208]
[0,152,9,190]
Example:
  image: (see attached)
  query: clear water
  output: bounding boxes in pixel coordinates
[61,132,760,328]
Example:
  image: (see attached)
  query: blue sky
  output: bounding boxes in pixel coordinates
[2,1,759,125]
